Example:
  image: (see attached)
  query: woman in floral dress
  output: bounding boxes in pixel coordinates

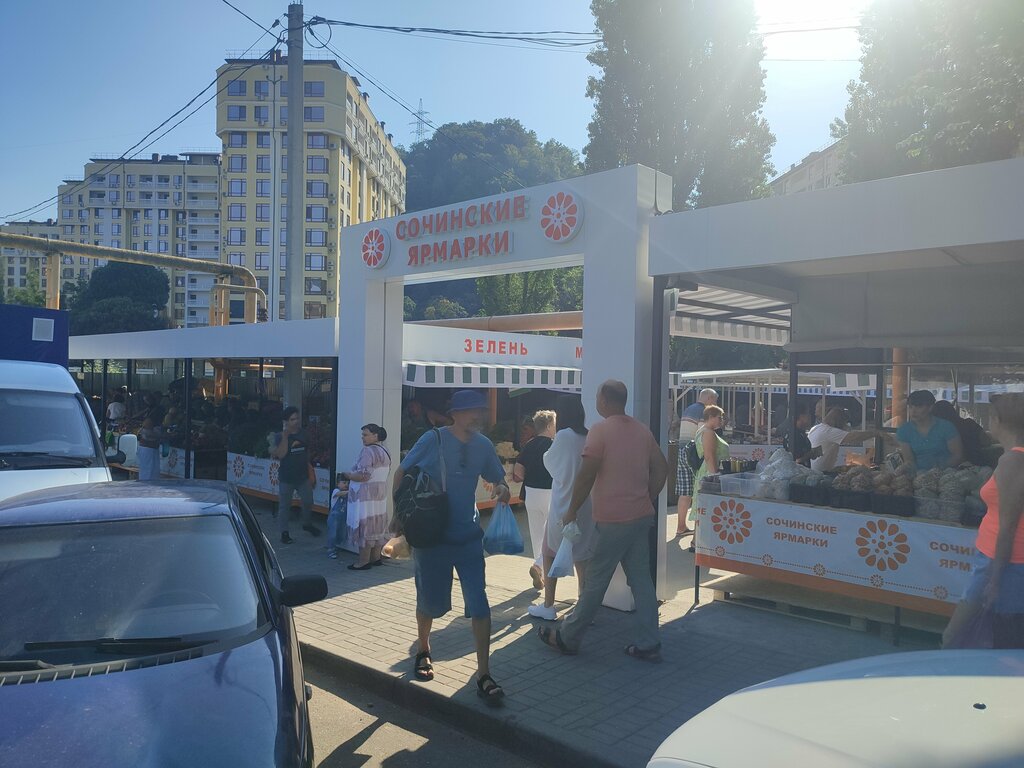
[344,424,392,570]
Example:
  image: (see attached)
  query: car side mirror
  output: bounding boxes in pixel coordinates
[105,449,127,465]
[279,575,327,607]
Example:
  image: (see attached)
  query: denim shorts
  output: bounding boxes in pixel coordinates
[413,540,490,619]
[964,553,1024,614]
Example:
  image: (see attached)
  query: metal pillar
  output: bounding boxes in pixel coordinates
[100,360,109,441]
[283,2,306,409]
[184,358,193,480]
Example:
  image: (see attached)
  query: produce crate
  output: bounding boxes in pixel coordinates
[915,497,965,523]
[789,483,831,506]
[719,472,765,498]
[829,488,872,512]
[871,493,916,518]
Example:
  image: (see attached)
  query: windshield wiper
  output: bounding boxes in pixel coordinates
[0,452,94,468]
[0,659,59,671]
[24,636,205,654]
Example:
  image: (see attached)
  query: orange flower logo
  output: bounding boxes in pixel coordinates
[751,447,766,462]
[933,586,949,600]
[710,498,753,544]
[167,450,178,469]
[269,460,280,489]
[361,227,390,269]
[540,191,582,242]
[856,519,911,572]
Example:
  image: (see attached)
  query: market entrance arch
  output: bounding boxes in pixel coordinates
[338,165,673,601]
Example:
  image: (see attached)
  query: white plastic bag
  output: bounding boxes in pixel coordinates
[548,537,574,578]
[562,521,582,544]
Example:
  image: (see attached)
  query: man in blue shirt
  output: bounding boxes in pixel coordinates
[394,389,510,706]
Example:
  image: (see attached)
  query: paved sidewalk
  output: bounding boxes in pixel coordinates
[260,501,931,768]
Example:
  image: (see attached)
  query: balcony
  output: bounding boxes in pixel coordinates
[187,295,211,308]
[188,216,220,225]
[188,231,219,242]
[187,199,219,210]
[187,182,218,192]
[187,249,219,259]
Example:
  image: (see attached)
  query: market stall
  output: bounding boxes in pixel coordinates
[650,157,1024,620]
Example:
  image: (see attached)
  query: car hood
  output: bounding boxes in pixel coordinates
[648,650,1024,768]
[0,467,111,504]
[0,630,302,768]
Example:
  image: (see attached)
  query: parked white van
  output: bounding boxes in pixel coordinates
[0,360,122,501]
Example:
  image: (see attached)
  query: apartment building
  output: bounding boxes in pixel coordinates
[0,218,58,295]
[769,140,845,196]
[56,152,221,327]
[215,52,406,320]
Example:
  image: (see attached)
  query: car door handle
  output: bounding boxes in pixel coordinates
[304,683,313,702]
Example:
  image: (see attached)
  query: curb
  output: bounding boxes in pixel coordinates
[300,640,631,768]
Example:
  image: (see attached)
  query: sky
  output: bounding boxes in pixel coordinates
[0,0,868,223]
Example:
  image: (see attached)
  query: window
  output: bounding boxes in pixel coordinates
[132,211,140,222]
[256,276,268,293]
[255,252,269,270]
[144,224,153,236]
[308,133,328,149]
[254,105,268,123]
[227,228,246,245]
[257,132,270,148]
[144,209,152,220]
[174,292,185,304]
[228,252,245,266]
[176,227,185,238]
[143,240,152,252]
[158,241,169,253]
[306,205,327,222]
[307,156,328,173]
[158,224,169,236]
[108,191,120,203]
[62,210,73,219]
[304,106,324,122]
[79,225,88,235]
[126,191,135,202]
[62,194,72,205]
[304,301,326,319]
[112,208,121,218]
[304,81,325,97]
[228,131,247,148]
[159,209,169,220]
[256,228,270,246]
[256,204,270,221]
[227,79,246,96]
[306,181,328,198]
[175,276,186,287]
[228,179,246,196]
[111,239,121,249]
[305,253,326,270]
[228,203,246,221]
[228,155,247,172]
[305,229,326,247]
[111,223,121,235]
[279,106,288,124]
[62,225,73,235]
[93,223,104,234]
[132,226,140,237]
[254,80,269,97]
[281,154,288,173]
[280,205,287,222]
[256,179,271,197]
[256,155,271,173]
[227,105,246,121]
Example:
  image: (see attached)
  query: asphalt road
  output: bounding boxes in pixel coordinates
[306,657,538,768]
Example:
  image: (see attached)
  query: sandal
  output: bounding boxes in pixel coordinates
[413,651,434,681]
[537,626,577,655]
[476,673,505,707]
[624,644,663,664]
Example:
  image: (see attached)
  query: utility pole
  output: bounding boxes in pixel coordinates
[284,1,305,408]
[410,98,430,143]
[268,53,284,321]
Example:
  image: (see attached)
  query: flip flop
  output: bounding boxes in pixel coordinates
[624,644,663,663]
[476,673,505,707]
[537,626,577,655]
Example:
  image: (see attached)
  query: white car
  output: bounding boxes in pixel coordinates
[648,650,1024,768]
[0,360,120,501]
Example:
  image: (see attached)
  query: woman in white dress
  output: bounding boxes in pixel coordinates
[528,396,597,621]
[513,410,556,590]
[344,424,392,570]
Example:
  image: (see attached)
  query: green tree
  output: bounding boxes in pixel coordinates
[402,118,583,317]
[403,295,417,321]
[833,0,1024,183]
[70,296,166,336]
[669,336,783,373]
[422,296,469,321]
[584,0,775,210]
[60,274,90,311]
[79,262,169,309]
[7,270,46,307]
[552,267,584,313]
[476,271,556,317]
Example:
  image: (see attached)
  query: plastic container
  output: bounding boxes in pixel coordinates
[871,493,916,518]
[829,488,872,512]
[790,484,830,507]
[719,472,765,498]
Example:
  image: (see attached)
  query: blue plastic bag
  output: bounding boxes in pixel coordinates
[482,502,524,555]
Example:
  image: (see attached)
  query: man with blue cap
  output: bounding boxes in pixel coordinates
[394,389,511,705]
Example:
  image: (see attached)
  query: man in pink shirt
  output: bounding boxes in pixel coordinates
[538,380,668,661]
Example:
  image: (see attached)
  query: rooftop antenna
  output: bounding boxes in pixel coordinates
[410,99,431,143]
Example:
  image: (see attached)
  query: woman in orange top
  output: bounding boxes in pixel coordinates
[945,394,1024,649]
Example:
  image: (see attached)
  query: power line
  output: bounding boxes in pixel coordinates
[304,24,528,190]
[218,0,281,38]
[3,31,281,223]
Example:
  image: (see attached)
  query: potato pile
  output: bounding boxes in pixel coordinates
[869,464,914,496]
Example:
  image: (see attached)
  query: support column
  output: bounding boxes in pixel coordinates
[184,358,193,480]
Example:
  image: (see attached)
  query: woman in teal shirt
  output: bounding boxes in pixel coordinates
[897,390,964,470]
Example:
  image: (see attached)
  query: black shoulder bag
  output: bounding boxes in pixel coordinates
[392,429,449,549]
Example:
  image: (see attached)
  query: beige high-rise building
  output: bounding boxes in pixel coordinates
[56,152,222,327]
[0,218,59,296]
[769,139,844,196]
[215,52,405,320]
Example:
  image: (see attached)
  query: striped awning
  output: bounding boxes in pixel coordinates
[403,361,581,390]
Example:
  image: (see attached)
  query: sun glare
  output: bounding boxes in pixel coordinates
[753,0,869,60]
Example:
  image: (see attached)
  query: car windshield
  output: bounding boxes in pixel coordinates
[0,390,99,462]
[0,515,265,665]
